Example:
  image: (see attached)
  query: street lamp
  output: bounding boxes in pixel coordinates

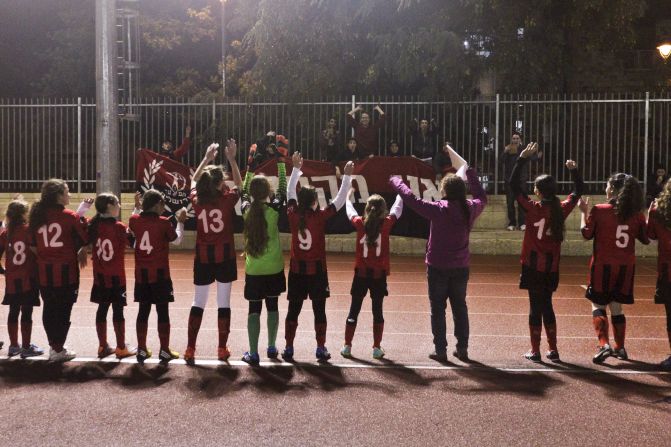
[658,42,671,61]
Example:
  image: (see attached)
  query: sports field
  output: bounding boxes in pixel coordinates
[0,252,669,446]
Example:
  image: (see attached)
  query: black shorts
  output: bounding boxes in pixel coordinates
[193,259,237,286]
[654,278,671,304]
[40,285,79,305]
[244,271,286,301]
[350,275,388,300]
[519,266,559,292]
[91,284,128,305]
[287,270,330,301]
[134,280,175,304]
[2,289,40,307]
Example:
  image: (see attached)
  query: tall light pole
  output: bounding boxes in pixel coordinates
[221,0,227,98]
[95,0,120,197]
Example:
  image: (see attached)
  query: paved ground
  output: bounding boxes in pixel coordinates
[0,253,669,446]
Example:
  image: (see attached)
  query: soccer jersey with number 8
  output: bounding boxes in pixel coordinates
[0,224,38,294]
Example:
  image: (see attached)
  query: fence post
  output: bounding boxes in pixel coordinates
[77,97,82,193]
[351,94,356,137]
[494,93,500,195]
[643,91,650,199]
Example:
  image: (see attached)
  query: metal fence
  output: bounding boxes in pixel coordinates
[1,94,670,193]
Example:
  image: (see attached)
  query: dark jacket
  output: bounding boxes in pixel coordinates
[409,121,439,159]
[346,114,385,157]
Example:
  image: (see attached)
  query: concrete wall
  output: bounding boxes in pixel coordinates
[0,192,657,257]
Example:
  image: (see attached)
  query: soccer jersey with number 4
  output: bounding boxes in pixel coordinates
[287,200,336,274]
[128,212,177,284]
[91,218,132,288]
[31,206,88,288]
[190,189,239,264]
[0,224,38,294]
[351,215,397,278]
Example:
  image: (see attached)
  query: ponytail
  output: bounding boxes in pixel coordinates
[535,174,565,242]
[5,200,29,242]
[364,195,387,247]
[244,176,271,257]
[297,185,318,237]
[609,173,643,222]
[89,193,119,241]
[29,179,67,232]
[196,165,225,206]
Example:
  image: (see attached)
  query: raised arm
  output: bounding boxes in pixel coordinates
[465,167,487,220]
[225,139,243,188]
[566,160,583,200]
[579,198,593,239]
[172,126,192,160]
[76,198,94,217]
[332,161,353,211]
[171,208,187,245]
[389,194,403,219]
[191,143,219,189]
[288,152,303,203]
[345,188,359,221]
[389,176,442,220]
[276,160,287,204]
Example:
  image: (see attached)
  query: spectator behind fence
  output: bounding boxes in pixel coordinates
[346,104,385,158]
[247,131,289,170]
[159,126,191,161]
[501,132,541,231]
[320,117,341,163]
[647,164,669,206]
[387,140,401,157]
[433,141,456,180]
[335,137,362,178]
[409,118,439,160]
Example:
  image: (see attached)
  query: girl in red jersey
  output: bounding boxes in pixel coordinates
[86,193,137,359]
[510,143,583,362]
[340,189,403,359]
[0,198,44,358]
[646,180,671,369]
[281,152,354,362]
[184,140,242,365]
[29,179,89,362]
[579,173,649,364]
[129,189,187,364]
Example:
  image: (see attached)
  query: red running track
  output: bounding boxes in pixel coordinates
[0,253,669,447]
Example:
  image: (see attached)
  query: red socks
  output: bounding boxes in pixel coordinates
[373,322,384,348]
[544,323,558,352]
[157,323,170,351]
[612,315,626,350]
[344,321,356,346]
[7,322,18,347]
[96,322,107,348]
[20,322,32,348]
[592,312,610,347]
[113,320,125,348]
[187,314,203,350]
[136,321,148,350]
[285,320,298,347]
[218,315,231,349]
[315,322,327,348]
[529,325,542,353]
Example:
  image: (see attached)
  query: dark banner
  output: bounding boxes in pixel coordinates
[136,150,438,238]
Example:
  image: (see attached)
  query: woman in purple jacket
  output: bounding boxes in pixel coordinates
[389,156,487,362]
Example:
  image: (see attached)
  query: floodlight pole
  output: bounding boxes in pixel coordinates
[95,0,120,197]
[221,0,226,98]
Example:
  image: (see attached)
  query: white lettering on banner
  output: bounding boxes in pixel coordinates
[419,178,442,201]
[311,176,339,209]
[406,176,421,197]
[350,175,371,203]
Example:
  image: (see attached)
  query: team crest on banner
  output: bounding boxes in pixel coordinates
[135,149,196,229]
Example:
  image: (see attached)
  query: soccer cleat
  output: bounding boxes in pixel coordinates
[115,345,137,359]
[184,346,196,366]
[612,347,628,360]
[660,355,671,370]
[372,346,386,360]
[453,348,469,362]
[429,351,448,363]
[546,350,560,361]
[340,345,352,358]
[7,345,22,358]
[281,346,294,362]
[519,224,526,231]
[593,344,612,364]
[241,351,260,366]
[316,346,331,362]
[136,348,152,364]
[217,347,231,361]
[159,348,180,364]
[506,225,515,231]
[97,344,115,359]
[20,344,44,359]
[267,346,279,359]
[524,350,542,362]
[49,347,76,362]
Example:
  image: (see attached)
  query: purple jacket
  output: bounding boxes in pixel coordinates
[389,168,487,270]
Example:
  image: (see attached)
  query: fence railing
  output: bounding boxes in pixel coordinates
[1,93,670,194]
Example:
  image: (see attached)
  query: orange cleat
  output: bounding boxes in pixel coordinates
[217,346,231,361]
[184,346,196,366]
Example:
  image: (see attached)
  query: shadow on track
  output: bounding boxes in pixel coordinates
[0,359,121,386]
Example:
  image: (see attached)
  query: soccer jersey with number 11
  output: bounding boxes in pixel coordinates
[351,215,397,278]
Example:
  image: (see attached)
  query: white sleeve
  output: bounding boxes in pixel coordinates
[171,222,184,245]
[287,167,302,202]
[76,201,92,217]
[389,195,403,219]
[331,175,351,211]
[345,199,359,220]
[131,208,141,216]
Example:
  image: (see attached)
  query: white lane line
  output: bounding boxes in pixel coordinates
[4,356,669,375]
